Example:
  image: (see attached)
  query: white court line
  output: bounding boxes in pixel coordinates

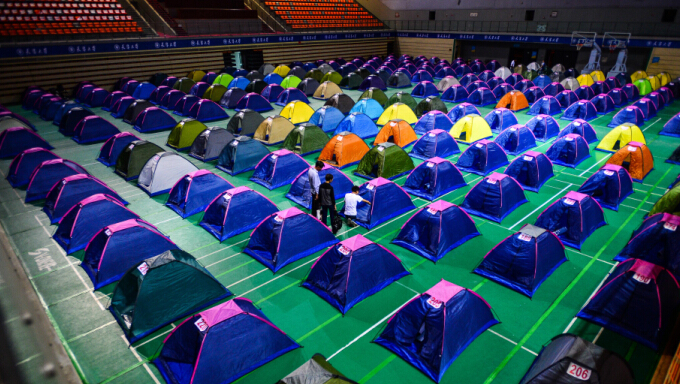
[11,188,28,207]
[135,323,176,348]
[68,320,117,342]
[563,262,619,334]
[35,215,105,310]
[239,259,315,297]
[395,281,419,295]
[487,329,538,356]
[152,216,180,225]
[642,117,662,132]
[225,267,269,289]
[121,335,161,384]
[204,250,247,268]
[579,155,610,177]
[508,184,572,231]
[566,249,616,266]
[592,327,604,344]
[197,239,249,261]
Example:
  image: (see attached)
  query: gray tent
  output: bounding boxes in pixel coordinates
[317,64,333,74]
[387,71,411,88]
[219,88,247,109]
[259,63,275,76]
[137,152,198,196]
[552,64,566,73]
[298,78,320,97]
[324,93,355,114]
[123,99,153,124]
[436,76,460,92]
[550,71,566,83]
[227,109,265,136]
[376,69,391,85]
[278,354,357,384]
[0,116,34,132]
[246,70,264,81]
[189,127,235,162]
[561,77,580,90]
[289,66,307,79]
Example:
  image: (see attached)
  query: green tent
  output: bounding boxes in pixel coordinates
[115,140,163,180]
[213,73,234,88]
[360,88,388,107]
[305,69,324,82]
[278,354,357,384]
[173,77,196,93]
[354,142,414,180]
[321,71,343,85]
[649,184,680,216]
[386,92,417,111]
[110,250,231,343]
[415,96,448,117]
[281,124,329,155]
[340,73,363,90]
[281,75,302,89]
[634,78,653,96]
[167,118,209,150]
[203,84,228,102]
[523,69,539,81]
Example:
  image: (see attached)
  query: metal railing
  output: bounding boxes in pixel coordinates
[243,0,289,33]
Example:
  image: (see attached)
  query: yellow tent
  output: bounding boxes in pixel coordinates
[595,123,646,153]
[656,72,673,86]
[313,81,343,100]
[377,103,417,125]
[254,116,295,145]
[450,115,492,144]
[647,76,661,91]
[273,65,291,77]
[590,70,605,82]
[280,101,314,124]
[631,70,648,83]
[188,70,206,83]
[576,74,594,87]
[202,84,228,102]
[213,73,234,87]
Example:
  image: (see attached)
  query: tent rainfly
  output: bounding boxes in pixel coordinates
[166,170,234,218]
[340,177,415,229]
[535,191,606,249]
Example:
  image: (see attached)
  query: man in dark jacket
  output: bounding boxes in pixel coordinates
[318,173,336,230]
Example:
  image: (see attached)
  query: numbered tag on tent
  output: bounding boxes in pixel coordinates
[621,125,629,130]
[604,170,615,176]
[377,146,384,152]
[336,135,343,141]
[495,110,501,114]
[510,127,517,131]
[429,112,437,116]
[274,215,284,223]
[366,184,375,190]
[518,233,532,242]
[574,122,581,126]
[565,136,574,141]
[428,133,436,137]
[194,317,209,332]
[128,144,135,150]
[137,262,149,276]
[640,100,646,104]
[537,116,543,120]
[185,176,192,182]
[271,154,278,160]
[486,178,497,184]
[390,122,397,127]
[222,194,231,204]
[628,146,637,152]
[626,108,633,111]
[475,143,484,148]
[338,245,351,255]
[523,155,534,161]
[426,162,435,168]
[427,296,443,309]
[664,222,677,231]
[105,229,112,236]
[566,363,592,381]
[563,198,576,206]
[633,273,651,284]
[598,95,604,99]
[230,140,239,147]
[427,207,438,215]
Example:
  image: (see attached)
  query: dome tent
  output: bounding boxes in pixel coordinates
[235,92,274,112]
[298,78,320,97]
[494,125,537,155]
[374,279,497,383]
[606,141,653,182]
[450,115,493,144]
[278,354,356,384]
[155,298,299,384]
[414,111,453,135]
[219,87,246,109]
[339,72,363,90]
[97,132,140,167]
[226,109,265,136]
[596,123,645,153]
[245,207,339,272]
[280,100,315,124]
[608,88,629,107]
[25,159,88,202]
[608,105,645,128]
[122,100,153,125]
[528,96,561,116]
[377,103,418,125]
[200,186,278,241]
[436,76,459,91]
[340,177,415,229]
[392,200,479,261]
[504,151,554,192]
[172,95,200,117]
[281,124,330,155]
[403,157,466,200]
[166,170,233,218]
[160,91,185,111]
[622,83,641,102]
[318,132,370,168]
[461,173,528,222]
[217,136,270,175]
[6,148,60,188]
[496,90,530,111]
[556,90,580,108]
[354,143,415,180]
[166,118,208,151]
[484,108,518,133]
[410,129,460,160]
[275,88,310,107]
[661,113,680,137]
[254,115,296,145]
[302,234,409,314]
[324,93,355,114]
[649,184,680,216]
[250,149,309,190]
[60,107,95,135]
[312,81,343,100]
[137,152,199,196]
[359,87,388,107]
[110,250,231,343]
[535,191,606,249]
[187,99,229,122]
[202,84,228,103]
[475,224,567,297]
[456,139,509,175]
[411,81,439,98]
[132,107,177,133]
[70,116,120,144]
[189,127,234,162]
[334,113,379,139]
[447,103,481,124]
[386,92,418,111]
[526,114,560,142]
[519,333,635,384]
[546,134,591,168]
[614,213,680,273]
[578,164,633,211]
[286,164,353,210]
[309,106,345,133]
[349,98,384,120]
[558,119,598,144]
[561,100,598,121]
[441,84,470,102]
[387,71,411,88]
[374,119,418,148]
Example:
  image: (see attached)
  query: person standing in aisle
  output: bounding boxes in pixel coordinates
[308,161,323,218]
[318,174,337,232]
[510,59,516,72]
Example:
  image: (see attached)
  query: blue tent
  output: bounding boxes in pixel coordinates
[340,177,415,229]
[0,128,52,160]
[622,83,641,102]
[546,134,591,168]
[54,194,139,254]
[303,234,409,313]
[375,279,497,383]
[219,88,246,109]
[632,98,657,120]
[535,191,606,249]
[155,298,299,383]
[494,125,537,155]
[484,108,518,133]
[591,81,610,95]
[577,164,633,211]
[577,259,680,351]
[414,111,453,135]
[614,213,680,272]
[658,88,674,106]
[75,85,95,103]
[82,218,178,288]
[72,116,120,144]
[109,96,135,118]
[528,96,561,116]
[97,132,140,167]
[475,224,567,297]
[190,82,210,98]
[591,94,616,114]
[466,80,490,93]
[59,107,94,136]
[359,75,387,91]
[403,157,466,200]
[350,99,384,120]
[486,76,504,90]
[264,73,283,85]
[23,89,46,110]
[166,170,234,218]
[217,136,270,175]
[461,173,528,222]
[233,69,249,77]
[303,62,317,71]
[160,76,178,88]
[41,98,65,121]
[6,148,60,188]
[84,88,110,107]
[470,62,486,74]
[276,88,309,107]
[131,82,156,100]
[523,86,546,104]
[661,113,680,137]
[468,87,496,106]
[534,75,552,88]
[456,139,509,176]
[188,100,229,122]
[558,119,598,143]
[334,113,379,138]
[504,151,554,192]
[24,159,87,202]
[245,207,339,272]
[458,73,478,87]
[515,79,535,93]
[393,200,479,261]
[149,86,171,105]
[555,90,579,108]
[542,82,565,97]
[234,92,273,112]
[411,81,439,98]
[562,100,598,121]
[447,102,480,124]
[308,106,345,133]
[575,86,595,100]
[121,79,139,95]
[455,65,473,77]
[478,70,495,82]
[525,114,560,142]
[250,149,309,190]
[441,85,469,103]
[412,70,434,84]
[174,95,201,116]
[491,85,514,101]
[608,88,629,107]
[608,105,645,127]
[261,84,284,102]
[202,72,218,83]
[228,76,250,90]
[286,164,353,210]
[605,76,621,90]
[201,186,278,241]
[505,73,524,86]
[646,92,664,111]
[44,174,128,224]
[160,90,185,110]
[435,67,456,79]
[410,129,460,160]
[132,107,176,133]
[487,60,501,71]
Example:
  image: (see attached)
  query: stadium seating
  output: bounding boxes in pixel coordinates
[264,0,383,29]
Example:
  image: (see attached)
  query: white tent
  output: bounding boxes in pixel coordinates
[138,152,198,196]
[495,67,512,80]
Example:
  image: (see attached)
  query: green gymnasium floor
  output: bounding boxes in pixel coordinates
[0,83,678,384]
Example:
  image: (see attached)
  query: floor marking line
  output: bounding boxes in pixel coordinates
[224,265,267,287]
[135,325,176,348]
[152,216,179,225]
[16,353,41,366]
[592,327,604,344]
[579,156,609,177]
[121,335,161,384]
[395,281,419,295]
[487,329,539,356]
[563,262,619,334]
[642,117,662,132]
[66,320,117,343]
[197,239,249,261]
[204,251,246,268]
[508,184,571,231]
[295,313,342,343]
[239,259,315,296]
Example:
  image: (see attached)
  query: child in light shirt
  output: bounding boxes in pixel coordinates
[343,186,371,227]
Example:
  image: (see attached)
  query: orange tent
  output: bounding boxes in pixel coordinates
[496,90,529,111]
[318,131,370,168]
[373,119,418,148]
[606,141,653,182]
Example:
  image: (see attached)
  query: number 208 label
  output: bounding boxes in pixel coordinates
[567,363,591,380]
